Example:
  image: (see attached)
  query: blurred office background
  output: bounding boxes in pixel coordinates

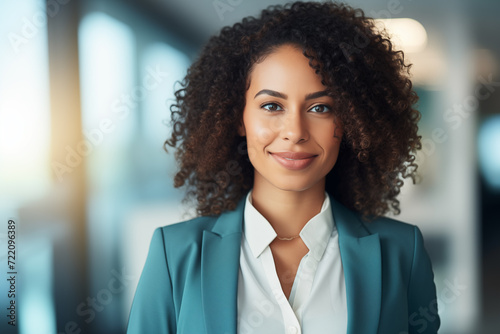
[0,0,499,333]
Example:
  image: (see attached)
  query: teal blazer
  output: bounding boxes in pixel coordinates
[127,193,440,333]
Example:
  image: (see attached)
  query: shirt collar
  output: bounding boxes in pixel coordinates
[243,190,335,261]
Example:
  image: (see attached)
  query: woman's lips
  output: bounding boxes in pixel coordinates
[269,151,318,170]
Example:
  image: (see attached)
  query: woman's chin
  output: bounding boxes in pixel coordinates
[255,174,325,194]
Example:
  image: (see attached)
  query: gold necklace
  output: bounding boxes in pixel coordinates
[276,234,300,241]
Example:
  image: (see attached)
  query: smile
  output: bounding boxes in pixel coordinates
[269,151,318,171]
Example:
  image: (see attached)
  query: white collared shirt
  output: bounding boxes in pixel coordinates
[237,190,347,334]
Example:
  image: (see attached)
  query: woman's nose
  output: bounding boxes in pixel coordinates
[280,110,309,144]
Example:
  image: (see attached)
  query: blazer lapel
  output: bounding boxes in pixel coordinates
[201,197,245,334]
[200,193,382,333]
[330,195,382,334]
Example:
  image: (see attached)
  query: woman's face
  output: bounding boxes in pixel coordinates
[239,43,343,193]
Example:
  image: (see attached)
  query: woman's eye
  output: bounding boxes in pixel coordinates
[261,103,283,112]
[310,105,331,113]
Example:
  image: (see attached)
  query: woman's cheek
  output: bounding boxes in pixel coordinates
[248,118,276,145]
[255,126,273,145]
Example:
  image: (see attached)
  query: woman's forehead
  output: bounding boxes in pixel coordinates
[246,45,326,93]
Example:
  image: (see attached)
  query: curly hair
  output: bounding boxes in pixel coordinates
[164,1,422,220]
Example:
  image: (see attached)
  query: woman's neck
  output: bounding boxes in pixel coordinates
[250,176,326,237]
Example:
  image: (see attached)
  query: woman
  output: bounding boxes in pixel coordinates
[127,2,440,333]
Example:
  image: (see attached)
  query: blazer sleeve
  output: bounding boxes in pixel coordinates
[126,227,176,334]
[407,226,441,334]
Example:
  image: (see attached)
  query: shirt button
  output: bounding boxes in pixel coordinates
[287,326,298,334]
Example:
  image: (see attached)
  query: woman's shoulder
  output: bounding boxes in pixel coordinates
[155,214,219,242]
[364,215,420,237]
[329,193,420,242]
[361,214,428,256]
[332,194,424,243]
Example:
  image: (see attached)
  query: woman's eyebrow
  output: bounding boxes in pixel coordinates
[254,89,329,100]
